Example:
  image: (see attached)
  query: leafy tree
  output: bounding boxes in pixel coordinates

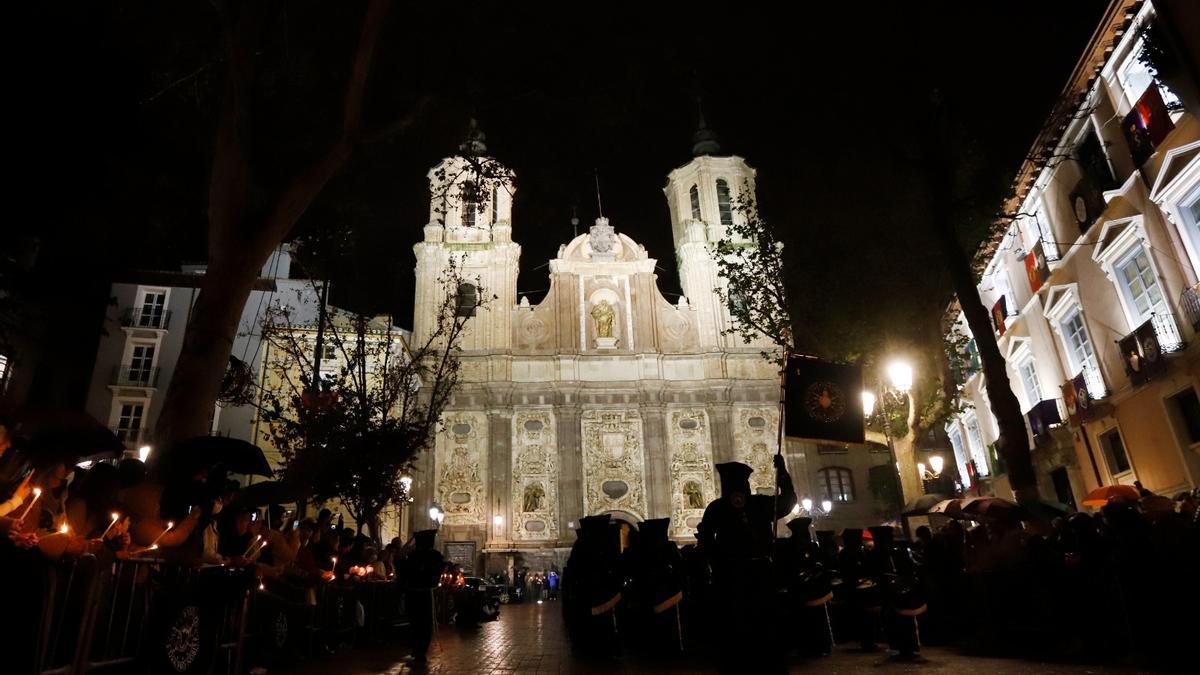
[254,262,479,537]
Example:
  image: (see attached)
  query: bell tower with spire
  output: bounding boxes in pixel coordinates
[412,120,519,351]
[663,101,758,349]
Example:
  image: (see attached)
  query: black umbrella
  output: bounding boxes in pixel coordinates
[152,436,274,480]
[18,410,124,464]
[901,493,949,516]
[233,480,311,507]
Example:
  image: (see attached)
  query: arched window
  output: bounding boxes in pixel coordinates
[461,180,477,228]
[491,185,499,224]
[456,282,478,317]
[715,179,733,226]
[689,184,701,220]
[817,466,855,502]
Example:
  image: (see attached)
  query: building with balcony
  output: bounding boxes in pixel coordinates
[944,0,1200,506]
[83,247,321,454]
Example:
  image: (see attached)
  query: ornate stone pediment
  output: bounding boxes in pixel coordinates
[734,406,779,495]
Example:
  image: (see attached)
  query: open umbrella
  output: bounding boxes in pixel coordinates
[18,410,124,464]
[233,480,311,507]
[960,496,1021,520]
[151,436,273,480]
[1016,497,1075,522]
[901,493,949,516]
[928,499,965,519]
[1081,485,1139,508]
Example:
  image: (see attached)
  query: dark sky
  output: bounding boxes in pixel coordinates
[19,1,1110,360]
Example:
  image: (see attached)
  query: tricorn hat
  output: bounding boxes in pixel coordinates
[578,514,612,536]
[787,517,814,542]
[715,461,753,495]
[640,518,670,542]
[414,529,438,549]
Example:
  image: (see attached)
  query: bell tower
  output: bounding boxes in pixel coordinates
[413,121,519,351]
[663,106,757,349]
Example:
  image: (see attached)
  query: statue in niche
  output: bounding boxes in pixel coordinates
[683,481,704,509]
[590,299,615,338]
[522,482,545,512]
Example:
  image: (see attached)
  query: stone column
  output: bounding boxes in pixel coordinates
[556,398,583,543]
[641,402,671,520]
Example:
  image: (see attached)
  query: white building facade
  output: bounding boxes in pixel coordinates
[945,0,1200,506]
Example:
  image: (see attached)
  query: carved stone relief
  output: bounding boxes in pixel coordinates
[435,411,488,526]
[733,406,780,495]
[510,408,559,542]
[666,408,717,539]
[581,408,647,520]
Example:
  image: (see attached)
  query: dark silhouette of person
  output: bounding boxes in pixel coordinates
[620,517,684,656]
[781,517,834,656]
[698,457,796,673]
[398,529,444,662]
[868,525,924,660]
[563,514,622,658]
[839,528,880,651]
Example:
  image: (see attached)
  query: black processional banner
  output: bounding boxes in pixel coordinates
[784,355,865,444]
[1119,319,1165,387]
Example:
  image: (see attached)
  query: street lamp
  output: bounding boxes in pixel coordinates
[138,445,153,463]
[428,505,444,527]
[887,361,913,393]
[791,496,834,517]
[861,391,876,418]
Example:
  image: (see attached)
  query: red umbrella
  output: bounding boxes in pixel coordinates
[1081,485,1139,508]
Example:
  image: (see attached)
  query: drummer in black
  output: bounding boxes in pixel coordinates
[698,456,796,673]
[782,517,834,656]
[620,517,685,656]
[563,514,622,658]
[397,529,445,662]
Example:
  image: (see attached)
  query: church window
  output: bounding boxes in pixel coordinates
[456,282,478,317]
[490,185,498,224]
[817,466,855,502]
[716,179,733,226]
[689,184,701,220]
[462,181,478,228]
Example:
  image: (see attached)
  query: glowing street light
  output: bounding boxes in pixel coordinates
[929,455,945,475]
[862,391,876,418]
[887,361,913,393]
[138,445,153,463]
[820,499,833,513]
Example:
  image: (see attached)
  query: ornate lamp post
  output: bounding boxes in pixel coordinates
[863,359,916,516]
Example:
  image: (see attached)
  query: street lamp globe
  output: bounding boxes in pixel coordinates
[887,361,914,393]
[801,497,813,512]
[861,391,876,417]
[820,499,833,513]
[929,455,945,475]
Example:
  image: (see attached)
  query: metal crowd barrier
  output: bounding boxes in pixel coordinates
[29,556,411,675]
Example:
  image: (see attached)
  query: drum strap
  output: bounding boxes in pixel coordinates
[805,591,834,607]
[653,591,683,614]
[591,592,621,616]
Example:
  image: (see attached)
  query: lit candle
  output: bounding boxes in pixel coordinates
[243,534,262,557]
[99,512,121,540]
[44,523,71,538]
[148,521,175,548]
[18,487,42,521]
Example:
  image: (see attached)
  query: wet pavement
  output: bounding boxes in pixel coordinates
[284,600,1141,674]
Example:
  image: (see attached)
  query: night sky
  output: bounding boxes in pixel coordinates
[19,1,1110,365]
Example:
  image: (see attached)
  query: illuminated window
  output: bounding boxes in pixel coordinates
[817,466,854,502]
[689,184,701,220]
[1017,356,1043,412]
[715,179,733,226]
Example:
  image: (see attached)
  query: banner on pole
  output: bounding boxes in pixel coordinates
[784,355,865,444]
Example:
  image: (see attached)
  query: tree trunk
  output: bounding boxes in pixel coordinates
[925,181,1039,501]
[921,94,1039,501]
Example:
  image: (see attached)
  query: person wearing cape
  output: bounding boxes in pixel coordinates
[698,457,796,673]
[396,529,445,662]
[563,514,622,658]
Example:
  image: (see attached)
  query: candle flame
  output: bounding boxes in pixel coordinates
[111,512,120,521]
[33,487,42,497]
[166,521,175,529]
[59,523,69,534]
[150,544,158,550]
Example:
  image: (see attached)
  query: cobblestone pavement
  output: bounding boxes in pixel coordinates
[286,601,1141,674]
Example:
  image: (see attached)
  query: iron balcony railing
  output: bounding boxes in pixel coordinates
[1180,284,1200,333]
[1038,237,1061,263]
[111,365,160,388]
[1079,364,1108,401]
[1149,312,1186,354]
[120,307,172,330]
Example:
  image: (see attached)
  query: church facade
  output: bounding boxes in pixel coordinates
[406,129,782,574]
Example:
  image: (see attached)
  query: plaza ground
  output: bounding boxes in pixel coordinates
[286,601,1144,674]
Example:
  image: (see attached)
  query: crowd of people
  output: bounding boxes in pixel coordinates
[0,420,454,670]
[562,454,1199,673]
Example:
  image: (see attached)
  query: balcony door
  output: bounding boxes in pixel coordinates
[138,290,167,328]
[114,401,145,444]
[1115,246,1168,324]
